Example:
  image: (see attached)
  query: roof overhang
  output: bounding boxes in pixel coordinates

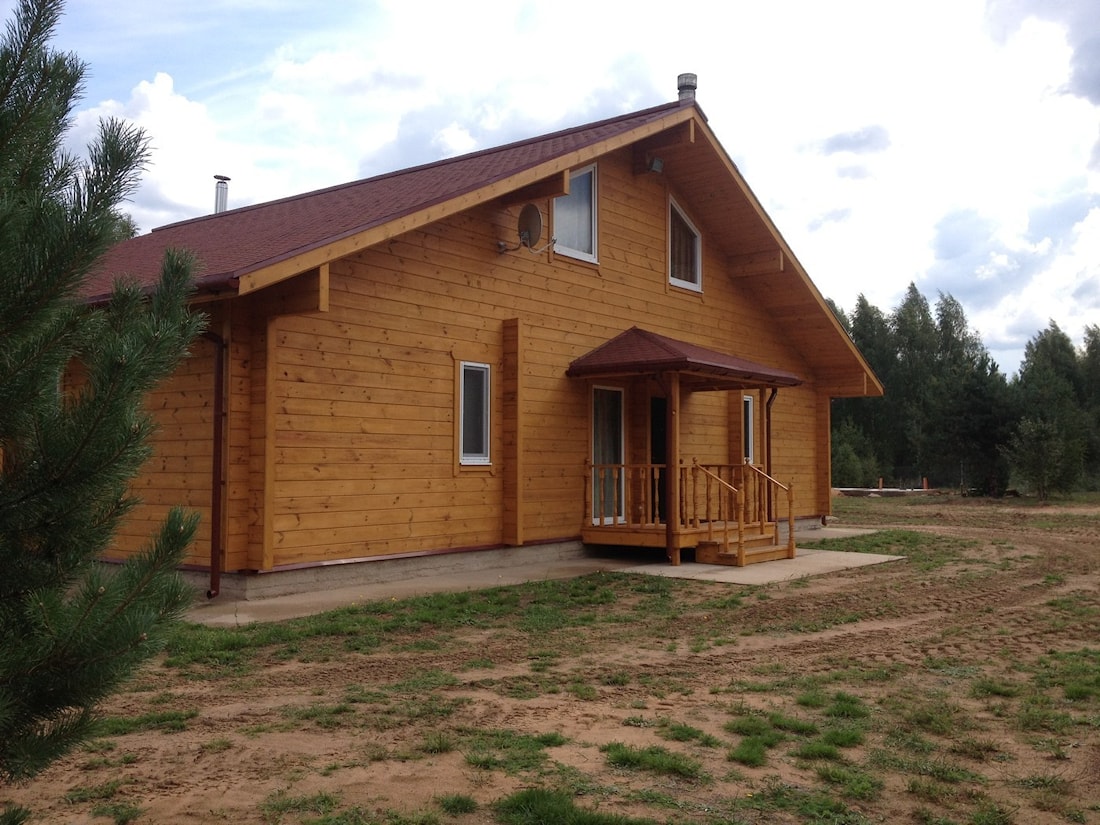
[566,327,803,392]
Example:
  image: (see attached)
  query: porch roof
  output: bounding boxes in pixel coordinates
[565,327,803,391]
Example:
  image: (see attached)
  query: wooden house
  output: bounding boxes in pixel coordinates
[89,75,882,597]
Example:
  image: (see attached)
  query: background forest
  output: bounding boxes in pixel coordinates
[828,284,1100,498]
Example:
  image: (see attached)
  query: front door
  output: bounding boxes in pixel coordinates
[592,387,623,523]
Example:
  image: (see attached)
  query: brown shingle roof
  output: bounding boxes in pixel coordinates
[566,327,803,389]
[85,100,687,302]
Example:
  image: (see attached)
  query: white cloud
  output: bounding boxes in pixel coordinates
[5,0,1098,374]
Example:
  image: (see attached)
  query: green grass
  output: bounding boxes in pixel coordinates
[767,711,819,735]
[162,576,627,678]
[824,692,871,720]
[600,742,709,782]
[260,790,341,823]
[815,764,884,800]
[52,495,1100,825]
[822,725,866,747]
[727,735,771,767]
[791,740,842,760]
[461,729,566,773]
[495,788,656,825]
[798,528,976,570]
[435,794,477,815]
[654,719,722,747]
[971,677,1020,698]
[90,801,143,825]
[64,780,124,803]
[733,776,872,823]
[282,701,357,729]
[95,709,198,735]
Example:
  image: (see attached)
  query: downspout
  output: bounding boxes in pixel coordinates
[765,388,778,523]
[204,330,228,599]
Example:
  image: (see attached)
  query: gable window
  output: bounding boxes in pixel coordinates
[669,198,701,290]
[553,164,597,263]
[460,362,490,465]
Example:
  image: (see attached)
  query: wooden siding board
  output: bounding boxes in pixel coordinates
[122,139,844,571]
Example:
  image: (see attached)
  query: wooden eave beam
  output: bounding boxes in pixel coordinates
[631,121,695,175]
[729,249,784,278]
[497,171,569,206]
[817,370,884,398]
[249,264,329,317]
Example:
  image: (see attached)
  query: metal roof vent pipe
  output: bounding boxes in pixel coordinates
[214,174,230,213]
[677,73,697,102]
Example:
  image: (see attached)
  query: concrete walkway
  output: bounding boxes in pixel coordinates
[187,527,901,627]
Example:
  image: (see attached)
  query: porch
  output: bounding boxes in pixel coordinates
[583,460,795,566]
[566,327,805,568]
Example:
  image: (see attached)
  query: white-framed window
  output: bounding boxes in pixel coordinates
[460,361,490,465]
[743,394,755,464]
[553,164,597,263]
[669,197,701,290]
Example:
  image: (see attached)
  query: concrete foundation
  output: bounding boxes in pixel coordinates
[182,540,593,602]
[182,518,830,604]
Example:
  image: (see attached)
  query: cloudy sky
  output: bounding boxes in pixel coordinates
[9,0,1099,375]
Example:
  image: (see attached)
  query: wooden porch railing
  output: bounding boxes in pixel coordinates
[690,461,796,565]
[587,463,669,527]
[584,460,796,564]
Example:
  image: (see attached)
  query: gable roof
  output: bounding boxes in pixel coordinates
[88,90,882,398]
[567,327,803,391]
[86,100,691,303]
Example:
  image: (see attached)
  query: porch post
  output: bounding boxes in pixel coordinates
[665,372,681,565]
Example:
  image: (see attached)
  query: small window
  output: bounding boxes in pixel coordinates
[743,395,755,464]
[669,198,701,290]
[460,362,490,465]
[553,164,597,262]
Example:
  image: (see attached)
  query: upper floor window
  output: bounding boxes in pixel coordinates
[553,164,597,263]
[460,362,490,465]
[669,198,701,290]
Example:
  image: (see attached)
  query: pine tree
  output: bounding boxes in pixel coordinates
[0,0,203,810]
[1008,324,1087,497]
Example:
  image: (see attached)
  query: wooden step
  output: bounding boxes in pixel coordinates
[695,536,794,567]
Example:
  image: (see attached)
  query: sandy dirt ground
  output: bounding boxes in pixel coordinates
[4,497,1100,824]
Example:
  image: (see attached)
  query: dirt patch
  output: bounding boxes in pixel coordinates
[5,498,1100,824]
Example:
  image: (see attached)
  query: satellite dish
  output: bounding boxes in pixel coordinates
[517,203,542,248]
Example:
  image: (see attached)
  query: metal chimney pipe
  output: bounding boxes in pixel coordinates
[214,175,230,213]
[677,73,697,102]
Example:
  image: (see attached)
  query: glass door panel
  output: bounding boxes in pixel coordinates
[592,387,623,523]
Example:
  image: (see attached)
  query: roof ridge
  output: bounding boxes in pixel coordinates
[154,99,687,235]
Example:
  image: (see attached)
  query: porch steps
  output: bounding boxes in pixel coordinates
[695,526,793,567]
